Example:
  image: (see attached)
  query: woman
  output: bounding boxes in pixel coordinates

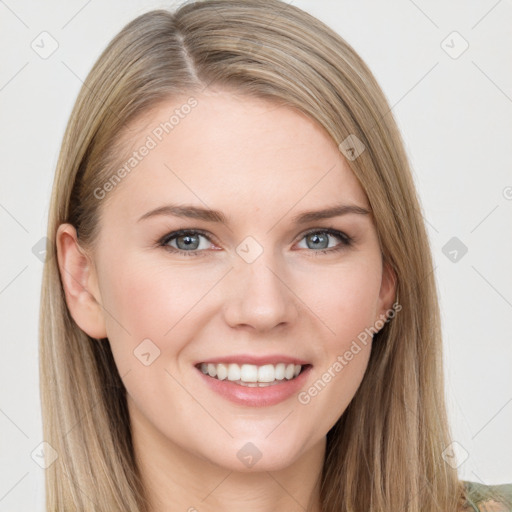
[39,0,512,510]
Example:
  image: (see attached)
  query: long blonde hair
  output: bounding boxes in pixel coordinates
[39,0,464,510]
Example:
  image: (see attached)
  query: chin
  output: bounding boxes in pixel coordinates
[204,436,308,473]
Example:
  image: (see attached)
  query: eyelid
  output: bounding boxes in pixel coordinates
[158,228,218,248]
[158,226,353,255]
[297,226,352,243]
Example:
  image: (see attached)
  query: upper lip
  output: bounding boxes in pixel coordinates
[195,354,311,366]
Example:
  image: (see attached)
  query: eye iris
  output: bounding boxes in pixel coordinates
[307,232,328,250]
[177,233,199,250]
[166,230,342,253]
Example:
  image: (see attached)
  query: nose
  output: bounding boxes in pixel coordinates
[222,251,299,332]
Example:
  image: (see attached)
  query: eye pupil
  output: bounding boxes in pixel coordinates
[177,234,199,250]
[163,229,348,256]
[307,232,328,249]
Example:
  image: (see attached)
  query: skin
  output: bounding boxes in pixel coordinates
[57,88,396,512]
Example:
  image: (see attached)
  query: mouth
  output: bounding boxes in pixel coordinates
[194,362,312,387]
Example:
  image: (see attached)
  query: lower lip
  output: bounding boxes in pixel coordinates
[196,365,313,407]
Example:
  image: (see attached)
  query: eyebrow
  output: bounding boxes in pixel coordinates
[137,203,371,224]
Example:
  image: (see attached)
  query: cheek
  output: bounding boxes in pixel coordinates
[92,248,382,464]
[99,248,382,372]
[96,257,222,371]
[292,260,380,423]
[96,260,220,431]
[298,258,382,350]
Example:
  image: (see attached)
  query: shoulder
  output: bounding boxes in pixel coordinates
[462,480,512,512]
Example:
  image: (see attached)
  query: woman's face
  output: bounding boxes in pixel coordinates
[60,89,395,472]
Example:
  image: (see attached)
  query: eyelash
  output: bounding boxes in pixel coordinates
[157,228,353,258]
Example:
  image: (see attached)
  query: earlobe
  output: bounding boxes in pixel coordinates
[55,223,107,339]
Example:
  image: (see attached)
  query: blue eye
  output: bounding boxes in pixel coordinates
[158,228,353,257]
[159,229,212,257]
[298,228,353,255]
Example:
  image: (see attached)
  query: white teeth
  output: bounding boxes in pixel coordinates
[198,362,304,383]
[240,364,258,382]
[227,364,240,381]
[258,364,275,383]
[275,363,285,380]
[216,363,228,380]
[207,363,217,378]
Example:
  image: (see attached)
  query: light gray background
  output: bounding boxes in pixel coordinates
[1,1,511,510]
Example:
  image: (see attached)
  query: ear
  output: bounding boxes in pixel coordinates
[376,258,398,322]
[55,223,107,339]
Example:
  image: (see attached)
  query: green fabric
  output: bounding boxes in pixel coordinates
[463,480,512,511]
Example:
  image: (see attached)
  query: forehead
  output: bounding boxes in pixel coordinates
[103,90,369,219]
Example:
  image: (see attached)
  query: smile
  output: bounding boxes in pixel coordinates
[196,362,308,386]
